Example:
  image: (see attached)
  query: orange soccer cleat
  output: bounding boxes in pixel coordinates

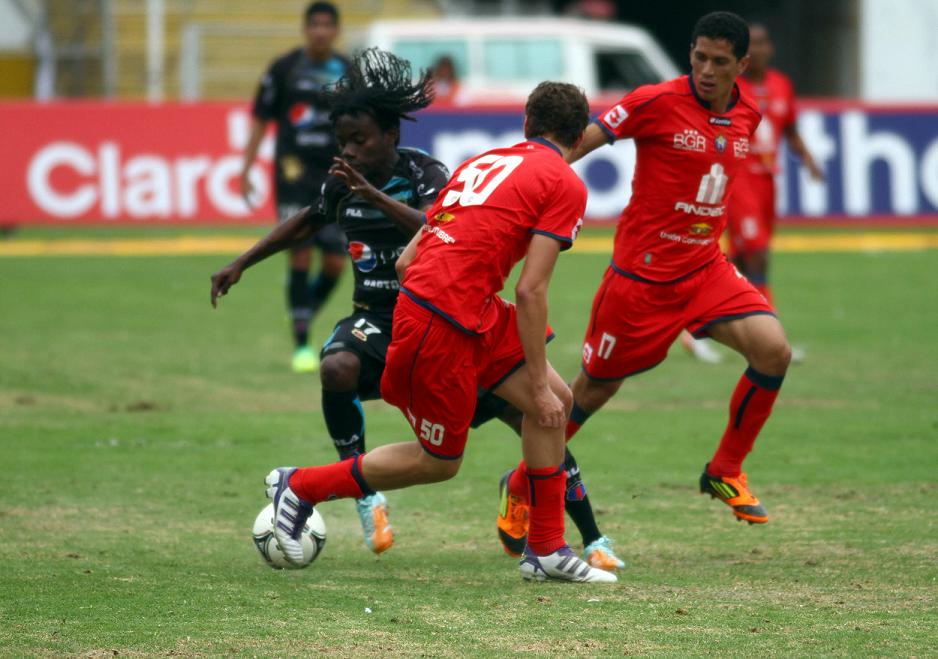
[497,470,529,557]
[699,464,769,524]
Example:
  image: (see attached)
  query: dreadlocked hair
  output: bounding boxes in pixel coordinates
[328,48,435,135]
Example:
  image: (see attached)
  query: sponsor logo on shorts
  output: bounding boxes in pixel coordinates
[582,342,594,364]
[351,329,368,341]
[348,241,377,272]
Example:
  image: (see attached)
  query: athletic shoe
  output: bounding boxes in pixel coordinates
[519,545,617,583]
[356,492,394,554]
[680,332,723,364]
[583,536,626,570]
[264,467,314,565]
[497,469,528,557]
[291,346,320,373]
[699,463,768,524]
[791,344,806,364]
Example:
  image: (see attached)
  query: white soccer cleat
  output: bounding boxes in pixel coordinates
[519,545,617,583]
[264,467,314,566]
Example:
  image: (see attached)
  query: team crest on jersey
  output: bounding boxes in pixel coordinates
[673,129,706,152]
[280,155,304,182]
[348,241,377,273]
[689,222,713,235]
[715,134,728,153]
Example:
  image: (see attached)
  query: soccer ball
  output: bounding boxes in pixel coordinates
[252,503,327,569]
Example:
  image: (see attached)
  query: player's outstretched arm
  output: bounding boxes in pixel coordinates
[515,234,565,429]
[210,206,324,307]
[330,157,426,236]
[565,123,609,165]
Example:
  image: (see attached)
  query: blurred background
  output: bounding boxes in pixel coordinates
[0,0,936,226]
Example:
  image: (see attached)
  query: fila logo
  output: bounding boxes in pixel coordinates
[345,207,364,217]
[603,105,628,129]
[696,163,728,205]
[673,129,706,152]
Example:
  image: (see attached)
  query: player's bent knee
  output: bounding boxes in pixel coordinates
[415,451,461,483]
[750,337,791,375]
[319,353,361,391]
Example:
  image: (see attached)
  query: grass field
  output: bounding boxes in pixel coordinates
[1,228,936,656]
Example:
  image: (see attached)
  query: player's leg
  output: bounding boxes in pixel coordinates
[492,363,615,582]
[319,314,393,553]
[287,244,320,372]
[688,260,789,523]
[474,393,622,567]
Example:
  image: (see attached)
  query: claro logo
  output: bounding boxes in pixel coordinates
[26,111,269,219]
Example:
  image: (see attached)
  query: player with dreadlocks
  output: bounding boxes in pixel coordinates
[212,50,624,573]
[212,49,449,554]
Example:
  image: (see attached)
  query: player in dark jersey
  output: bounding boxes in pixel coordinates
[502,12,791,529]
[216,49,448,554]
[233,79,615,583]
[239,2,350,374]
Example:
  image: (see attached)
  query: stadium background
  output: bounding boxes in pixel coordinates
[1,1,936,655]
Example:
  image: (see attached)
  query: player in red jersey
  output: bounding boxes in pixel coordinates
[258,82,616,583]
[728,21,824,305]
[501,11,791,528]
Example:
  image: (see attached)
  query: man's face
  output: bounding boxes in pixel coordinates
[690,37,748,104]
[747,25,774,72]
[335,113,397,182]
[303,12,338,55]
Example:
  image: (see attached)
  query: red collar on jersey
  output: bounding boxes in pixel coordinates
[527,136,563,157]
[687,75,741,114]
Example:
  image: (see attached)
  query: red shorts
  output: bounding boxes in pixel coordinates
[581,256,775,381]
[381,294,530,460]
[727,171,776,257]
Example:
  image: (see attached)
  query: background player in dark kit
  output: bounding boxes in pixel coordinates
[239,2,350,373]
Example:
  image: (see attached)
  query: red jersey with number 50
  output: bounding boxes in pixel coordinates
[596,75,760,282]
[736,68,797,176]
[402,139,586,334]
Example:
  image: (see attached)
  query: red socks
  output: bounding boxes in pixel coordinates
[526,465,567,556]
[509,402,591,501]
[288,455,373,505]
[708,367,784,477]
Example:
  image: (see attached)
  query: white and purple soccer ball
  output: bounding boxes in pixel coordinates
[252,503,326,569]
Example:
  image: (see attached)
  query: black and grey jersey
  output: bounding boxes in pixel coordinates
[252,49,349,177]
[313,148,450,317]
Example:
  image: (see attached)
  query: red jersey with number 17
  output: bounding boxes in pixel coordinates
[596,75,761,282]
[402,138,586,335]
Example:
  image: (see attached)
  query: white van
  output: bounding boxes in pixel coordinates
[364,17,680,103]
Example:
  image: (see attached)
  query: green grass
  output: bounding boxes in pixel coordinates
[1,237,936,656]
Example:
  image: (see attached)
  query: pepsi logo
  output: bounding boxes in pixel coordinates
[288,103,315,128]
[348,241,377,272]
